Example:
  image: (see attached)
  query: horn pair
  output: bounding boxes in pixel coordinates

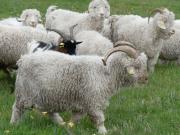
[148,8,164,23]
[102,42,138,66]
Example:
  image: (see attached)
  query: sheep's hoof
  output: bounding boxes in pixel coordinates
[98,126,107,135]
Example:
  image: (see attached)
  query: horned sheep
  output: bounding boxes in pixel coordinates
[10,45,148,135]
[103,8,175,73]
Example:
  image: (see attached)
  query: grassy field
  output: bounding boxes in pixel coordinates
[0,0,180,135]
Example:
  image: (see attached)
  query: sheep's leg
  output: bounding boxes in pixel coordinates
[10,101,24,124]
[71,111,85,123]
[148,53,160,73]
[48,112,64,125]
[88,110,107,135]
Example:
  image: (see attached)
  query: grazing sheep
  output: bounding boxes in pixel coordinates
[45,0,110,37]
[0,9,43,29]
[159,29,180,65]
[11,45,148,135]
[108,8,175,73]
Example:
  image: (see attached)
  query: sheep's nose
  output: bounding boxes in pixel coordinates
[30,21,36,27]
[139,75,148,84]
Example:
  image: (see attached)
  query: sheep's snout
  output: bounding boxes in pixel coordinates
[30,21,37,27]
[138,72,148,84]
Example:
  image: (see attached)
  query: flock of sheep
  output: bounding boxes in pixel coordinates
[0,0,179,134]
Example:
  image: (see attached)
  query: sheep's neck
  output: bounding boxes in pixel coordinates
[104,58,125,97]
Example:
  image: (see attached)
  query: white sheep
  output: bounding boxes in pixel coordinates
[0,25,61,69]
[0,9,44,30]
[10,45,148,135]
[45,0,110,37]
[105,8,175,73]
[75,30,113,56]
[159,29,180,65]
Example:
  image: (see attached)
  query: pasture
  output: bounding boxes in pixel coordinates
[0,0,180,135]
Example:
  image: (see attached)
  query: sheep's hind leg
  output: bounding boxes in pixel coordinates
[48,112,65,125]
[10,101,25,124]
[88,110,107,135]
[71,111,85,123]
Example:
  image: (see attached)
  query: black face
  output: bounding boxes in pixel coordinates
[63,40,82,55]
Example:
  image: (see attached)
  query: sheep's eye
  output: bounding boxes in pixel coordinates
[94,6,97,9]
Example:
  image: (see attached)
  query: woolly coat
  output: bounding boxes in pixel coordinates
[0,26,61,66]
[14,51,147,113]
[75,30,113,56]
[160,29,180,62]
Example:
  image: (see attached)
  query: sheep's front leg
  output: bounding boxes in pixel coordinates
[148,53,160,73]
[10,101,24,124]
[48,112,64,125]
[88,110,107,135]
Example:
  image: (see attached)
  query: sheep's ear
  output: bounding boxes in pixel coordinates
[16,18,24,22]
[157,20,166,30]
[20,12,28,21]
[126,66,135,75]
[76,41,83,45]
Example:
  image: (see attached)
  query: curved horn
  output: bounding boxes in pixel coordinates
[102,46,138,66]
[46,28,68,40]
[148,8,164,23]
[114,41,136,49]
[70,24,78,40]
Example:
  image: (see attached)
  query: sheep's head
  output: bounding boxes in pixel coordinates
[45,27,83,55]
[149,8,175,39]
[18,9,42,27]
[102,44,148,86]
[88,0,110,18]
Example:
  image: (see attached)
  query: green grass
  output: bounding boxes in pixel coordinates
[0,0,180,135]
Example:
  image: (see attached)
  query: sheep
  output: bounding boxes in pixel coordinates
[45,0,110,37]
[0,9,43,29]
[75,30,114,56]
[10,45,148,135]
[106,8,175,73]
[159,29,180,65]
[0,25,62,70]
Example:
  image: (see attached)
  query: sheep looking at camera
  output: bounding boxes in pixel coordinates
[0,9,44,30]
[11,45,148,135]
[45,0,110,37]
